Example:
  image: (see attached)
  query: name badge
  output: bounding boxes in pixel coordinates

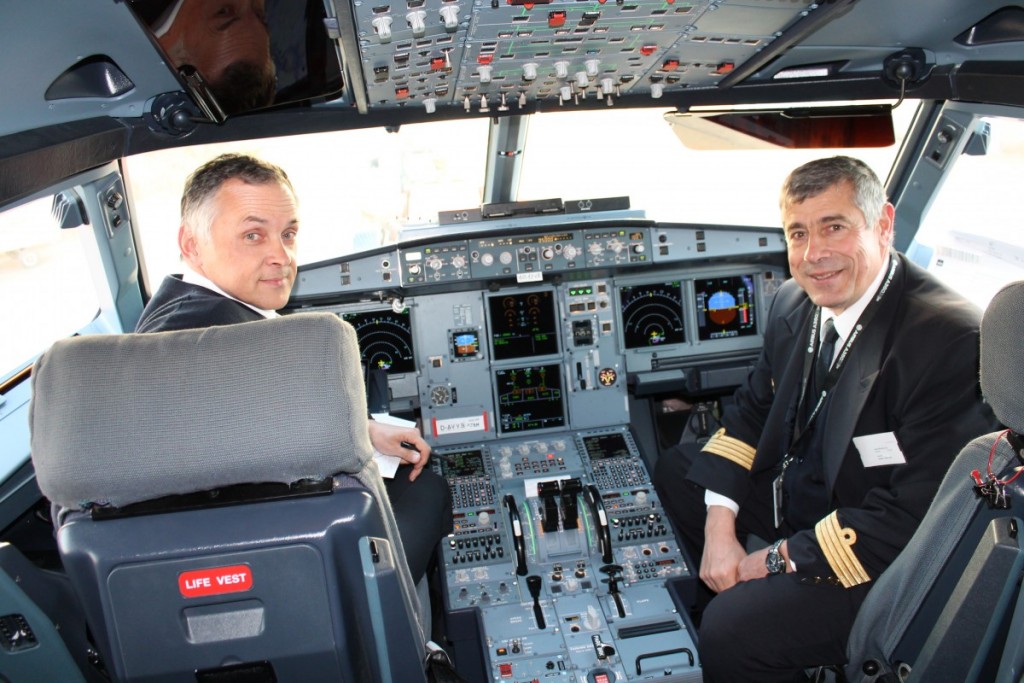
[853,432,906,468]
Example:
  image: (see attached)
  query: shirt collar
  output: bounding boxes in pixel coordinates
[820,253,891,343]
[181,269,280,319]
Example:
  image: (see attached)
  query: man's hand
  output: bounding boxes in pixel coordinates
[737,539,789,582]
[368,420,432,481]
[701,505,747,593]
[737,546,770,582]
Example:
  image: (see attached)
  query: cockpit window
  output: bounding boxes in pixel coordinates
[911,115,1024,310]
[517,105,920,227]
[0,196,100,376]
[126,118,490,293]
[128,103,918,292]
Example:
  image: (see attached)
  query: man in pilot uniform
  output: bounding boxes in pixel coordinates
[654,156,996,681]
[137,153,453,585]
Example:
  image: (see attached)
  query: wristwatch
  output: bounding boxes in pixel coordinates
[766,538,787,575]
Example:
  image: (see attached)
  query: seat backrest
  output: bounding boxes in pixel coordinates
[845,281,1024,683]
[29,313,426,683]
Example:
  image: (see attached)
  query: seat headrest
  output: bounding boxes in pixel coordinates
[981,280,1024,432]
[30,313,373,510]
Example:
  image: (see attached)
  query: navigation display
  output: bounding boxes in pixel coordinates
[495,364,565,434]
[341,309,416,373]
[488,290,560,360]
[439,449,486,478]
[694,275,757,341]
[619,281,686,350]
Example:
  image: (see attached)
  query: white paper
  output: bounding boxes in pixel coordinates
[369,413,418,479]
[853,432,907,468]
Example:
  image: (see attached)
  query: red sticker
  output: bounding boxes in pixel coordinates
[178,565,253,598]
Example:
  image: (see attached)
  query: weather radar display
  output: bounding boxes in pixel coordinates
[341,309,416,373]
[619,282,686,350]
[694,275,757,340]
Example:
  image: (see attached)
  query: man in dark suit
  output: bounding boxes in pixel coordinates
[137,153,453,584]
[653,156,996,681]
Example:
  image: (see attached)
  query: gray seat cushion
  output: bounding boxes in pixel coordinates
[29,313,372,510]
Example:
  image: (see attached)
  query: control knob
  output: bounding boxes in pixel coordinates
[372,15,393,42]
[406,10,427,37]
[439,4,460,31]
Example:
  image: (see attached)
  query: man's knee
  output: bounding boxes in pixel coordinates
[419,468,455,536]
[698,585,782,681]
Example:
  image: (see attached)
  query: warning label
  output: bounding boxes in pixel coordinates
[178,564,253,598]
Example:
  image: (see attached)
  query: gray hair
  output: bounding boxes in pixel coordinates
[780,156,887,231]
[181,153,295,242]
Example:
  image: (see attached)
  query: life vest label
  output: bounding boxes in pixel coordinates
[178,565,253,598]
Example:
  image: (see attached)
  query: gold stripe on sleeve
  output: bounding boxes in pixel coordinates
[701,428,757,471]
[815,511,871,588]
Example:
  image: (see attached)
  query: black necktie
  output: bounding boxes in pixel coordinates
[814,317,839,398]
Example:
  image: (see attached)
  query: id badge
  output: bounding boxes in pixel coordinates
[772,472,785,529]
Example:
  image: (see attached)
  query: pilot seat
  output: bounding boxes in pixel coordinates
[844,280,1024,682]
[28,313,429,683]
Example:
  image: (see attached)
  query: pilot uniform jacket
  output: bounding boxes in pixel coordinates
[136,275,263,333]
[687,252,996,587]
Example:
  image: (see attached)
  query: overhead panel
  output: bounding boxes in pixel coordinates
[347,0,816,114]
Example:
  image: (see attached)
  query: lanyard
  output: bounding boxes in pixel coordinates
[789,255,898,450]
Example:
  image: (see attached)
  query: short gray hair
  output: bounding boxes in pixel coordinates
[181,154,296,242]
[780,156,887,230]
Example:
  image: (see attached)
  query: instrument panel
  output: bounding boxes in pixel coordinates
[434,426,699,682]
[345,0,823,112]
[289,218,787,681]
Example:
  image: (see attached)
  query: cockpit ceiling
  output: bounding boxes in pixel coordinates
[3,0,1024,143]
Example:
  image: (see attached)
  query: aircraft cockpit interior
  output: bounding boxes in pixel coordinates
[284,206,786,679]
[4,0,1024,681]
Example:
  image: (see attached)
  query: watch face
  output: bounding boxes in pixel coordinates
[766,542,786,574]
